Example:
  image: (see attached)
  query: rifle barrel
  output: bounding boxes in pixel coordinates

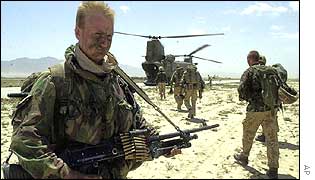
[148,124,219,142]
[7,92,29,98]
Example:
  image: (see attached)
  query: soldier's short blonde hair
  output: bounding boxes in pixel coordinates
[76,1,115,28]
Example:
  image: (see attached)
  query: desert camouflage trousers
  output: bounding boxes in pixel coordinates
[242,110,279,168]
[184,89,198,117]
[158,83,167,99]
[261,113,279,134]
[174,86,183,109]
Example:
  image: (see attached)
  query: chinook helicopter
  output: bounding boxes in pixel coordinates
[115,32,224,86]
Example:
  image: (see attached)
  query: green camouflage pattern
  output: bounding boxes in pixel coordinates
[20,72,42,93]
[155,71,168,83]
[170,67,184,109]
[9,45,155,178]
[169,68,184,88]
[169,68,184,109]
[251,64,280,113]
[238,64,272,112]
[181,68,204,91]
[259,55,266,65]
[181,68,204,117]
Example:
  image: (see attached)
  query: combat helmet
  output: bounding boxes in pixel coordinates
[259,55,266,65]
[278,86,298,104]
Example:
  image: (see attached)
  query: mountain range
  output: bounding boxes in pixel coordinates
[1,57,145,77]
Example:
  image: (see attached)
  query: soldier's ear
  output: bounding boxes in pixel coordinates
[75,26,81,40]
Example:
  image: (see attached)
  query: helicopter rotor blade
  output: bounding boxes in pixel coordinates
[115,32,225,39]
[114,32,150,38]
[161,33,224,39]
[173,55,188,58]
[188,44,211,56]
[191,55,222,64]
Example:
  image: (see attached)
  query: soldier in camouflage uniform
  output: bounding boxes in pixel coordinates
[181,65,205,118]
[255,55,271,143]
[9,2,179,179]
[207,75,213,89]
[169,66,184,110]
[155,66,168,100]
[234,50,279,179]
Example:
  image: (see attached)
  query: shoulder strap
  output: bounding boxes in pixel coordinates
[48,63,70,145]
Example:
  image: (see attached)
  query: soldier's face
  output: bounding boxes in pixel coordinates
[75,13,113,64]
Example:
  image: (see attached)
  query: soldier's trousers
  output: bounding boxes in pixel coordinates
[261,115,279,135]
[184,89,198,116]
[174,86,183,109]
[242,111,279,168]
[158,83,166,99]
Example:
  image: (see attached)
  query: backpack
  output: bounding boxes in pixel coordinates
[272,63,298,104]
[272,63,287,83]
[252,65,281,112]
[4,63,69,178]
[20,72,42,93]
[12,63,69,144]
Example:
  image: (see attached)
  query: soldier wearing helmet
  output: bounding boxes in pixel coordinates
[180,65,204,118]
[259,55,266,65]
[155,66,168,100]
[169,65,184,110]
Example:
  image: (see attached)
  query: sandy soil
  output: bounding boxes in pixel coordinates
[1,81,299,179]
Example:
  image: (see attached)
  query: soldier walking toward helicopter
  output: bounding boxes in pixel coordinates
[169,65,185,110]
[155,66,168,100]
[181,65,205,118]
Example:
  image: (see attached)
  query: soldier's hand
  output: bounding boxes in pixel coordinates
[164,148,182,158]
[64,168,102,179]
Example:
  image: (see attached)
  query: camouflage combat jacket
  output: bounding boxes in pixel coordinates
[9,45,155,179]
[155,71,167,83]
[169,70,183,87]
[238,64,271,112]
[181,69,204,90]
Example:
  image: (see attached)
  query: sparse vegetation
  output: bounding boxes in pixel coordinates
[165,161,174,171]
[1,77,25,87]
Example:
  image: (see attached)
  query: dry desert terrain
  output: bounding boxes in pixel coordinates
[1,80,299,179]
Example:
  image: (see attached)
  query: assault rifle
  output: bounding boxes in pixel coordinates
[2,124,219,178]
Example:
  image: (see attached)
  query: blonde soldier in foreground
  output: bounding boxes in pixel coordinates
[7,2,180,179]
[180,65,205,118]
[169,65,184,110]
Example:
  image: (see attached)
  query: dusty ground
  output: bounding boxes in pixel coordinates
[1,80,299,179]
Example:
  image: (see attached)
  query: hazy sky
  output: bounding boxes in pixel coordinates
[1,1,299,78]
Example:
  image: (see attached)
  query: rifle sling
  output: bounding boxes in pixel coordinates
[113,66,190,141]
